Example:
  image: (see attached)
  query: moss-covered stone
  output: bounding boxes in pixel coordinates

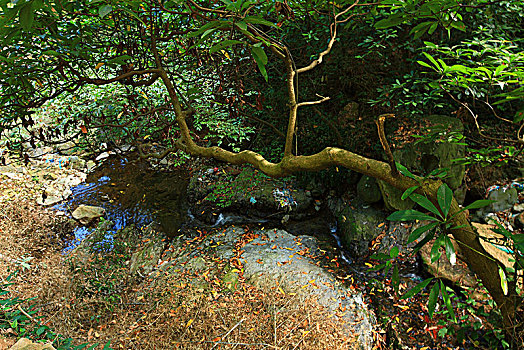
[357,175,382,204]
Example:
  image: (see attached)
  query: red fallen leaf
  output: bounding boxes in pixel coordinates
[80,125,87,133]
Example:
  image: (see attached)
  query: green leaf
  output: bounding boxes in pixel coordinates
[443,235,456,265]
[19,2,34,30]
[407,222,439,244]
[375,14,405,29]
[428,21,438,35]
[440,281,456,322]
[401,186,419,200]
[498,265,508,295]
[209,40,244,53]
[235,21,247,31]
[410,193,442,218]
[514,107,524,123]
[389,246,400,258]
[464,200,494,210]
[427,282,440,318]
[422,52,441,71]
[430,234,444,263]
[410,21,433,39]
[396,162,417,180]
[244,16,279,28]
[99,5,112,18]
[36,326,47,336]
[401,278,433,299]
[392,265,400,294]
[418,60,434,69]
[437,184,453,218]
[251,45,268,81]
[387,210,439,222]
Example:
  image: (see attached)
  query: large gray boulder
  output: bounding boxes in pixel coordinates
[157,226,375,349]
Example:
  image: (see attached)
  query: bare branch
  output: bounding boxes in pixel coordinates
[296,95,330,108]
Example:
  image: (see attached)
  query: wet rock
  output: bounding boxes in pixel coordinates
[30,146,54,158]
[95,151,112,161]
[72,205,105,225]
[357,175,382,204]
[9,338,55,350]
[55,141,77,155]
[328,198,386,257]
[377,180,414,211]
[68,156,86,171]
[86,160,97,172]
[188,166,313,224]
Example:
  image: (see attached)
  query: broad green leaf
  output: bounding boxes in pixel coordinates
[19,2,34,30]
[244,16,279,29]
[443,235,456,265]
[235,21,247,31]
[464,200,494,210]
[187,21,228,38]
[440,281,456,322]
[410,21,433,39]
[418,60,434,69]
[422,52,441,71]
[427,282,440,318]
[99,5,112,18]
[390,246,400,258]
[375,14,405,29]
[401,277,433,299]
[407,222,439,244]
[514,107,524,123]
[499,265,508,295]
[396,162,417,180]
[251,45,268,81]
[448,65,468,74]
[401,186,419,200]
[437,184,453,218]
[209,40,244,53]
[410,193,442,218]
[430,234,444,263]
[392,265,400,294]
[387,210,438,222]
[428,21,438,35]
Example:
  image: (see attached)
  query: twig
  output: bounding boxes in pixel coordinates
[211,318,245,349]
[17,305,37,323]
[375,114,398,177]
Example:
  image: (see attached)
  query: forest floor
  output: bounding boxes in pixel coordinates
[0,155,511,350]
[0,159,360,349]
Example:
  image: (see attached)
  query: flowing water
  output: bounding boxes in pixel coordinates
[56,155,189,251]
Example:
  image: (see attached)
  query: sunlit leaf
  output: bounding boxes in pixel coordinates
[437,184,453,218]
[387,210,438,222]
[410,193,442,218]
[401,278,433,299]
[427,282,440,318]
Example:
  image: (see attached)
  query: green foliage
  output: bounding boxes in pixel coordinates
[1,273,111,349]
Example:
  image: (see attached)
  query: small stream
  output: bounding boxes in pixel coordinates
[56,155,189,251]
